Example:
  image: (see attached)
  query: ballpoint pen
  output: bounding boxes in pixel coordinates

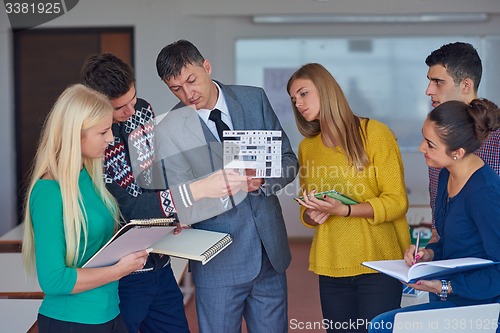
[414,231,420,262]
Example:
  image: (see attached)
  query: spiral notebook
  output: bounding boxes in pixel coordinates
[83,218,176,268]
[83,218,232,267]
[151,228,233,265]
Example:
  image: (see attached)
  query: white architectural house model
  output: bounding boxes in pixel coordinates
[223,130,282,178]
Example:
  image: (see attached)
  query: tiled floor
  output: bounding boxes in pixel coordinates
[184,238,325,333]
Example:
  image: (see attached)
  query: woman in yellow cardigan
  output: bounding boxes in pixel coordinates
[287,63,410,333]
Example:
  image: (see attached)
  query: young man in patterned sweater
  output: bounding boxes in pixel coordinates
[81,53,248,333]
[80,53,189,333]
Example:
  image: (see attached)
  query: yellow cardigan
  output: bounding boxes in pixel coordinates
[298,118,410,277]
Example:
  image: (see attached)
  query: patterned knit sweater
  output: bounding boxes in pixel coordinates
[298,118,411,277]
[103,98,175,270]
[104,98,175,222]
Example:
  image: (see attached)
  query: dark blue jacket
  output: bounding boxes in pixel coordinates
[427,165,500,305]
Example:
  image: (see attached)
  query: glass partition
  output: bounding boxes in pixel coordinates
[236,37,498,153]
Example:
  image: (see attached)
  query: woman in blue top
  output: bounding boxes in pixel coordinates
[22,84,151,333]
[369,98,500,333]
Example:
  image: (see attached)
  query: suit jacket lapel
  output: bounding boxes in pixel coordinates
[199,119,223,161]
[218,82,248,131]
[173,106,209,147]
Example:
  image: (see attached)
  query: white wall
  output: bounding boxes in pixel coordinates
[1,0,500,236]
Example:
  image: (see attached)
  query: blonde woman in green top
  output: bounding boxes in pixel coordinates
[22,84,150,333]
[287,63,410,333]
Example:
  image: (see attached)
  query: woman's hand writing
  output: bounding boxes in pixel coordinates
[404,245,434,266]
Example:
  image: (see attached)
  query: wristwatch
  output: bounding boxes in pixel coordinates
[438,280,450,301]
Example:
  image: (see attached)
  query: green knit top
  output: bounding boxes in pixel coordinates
[30,168,119,324]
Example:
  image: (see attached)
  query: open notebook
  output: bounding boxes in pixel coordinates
[83,218,232,267]
[362,257,497,283]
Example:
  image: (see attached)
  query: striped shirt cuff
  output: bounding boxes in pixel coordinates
[178,183,194,208]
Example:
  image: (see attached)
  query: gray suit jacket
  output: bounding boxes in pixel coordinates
[155,82,298,287]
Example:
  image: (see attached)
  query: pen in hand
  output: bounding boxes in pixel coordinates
[413,231,420,265]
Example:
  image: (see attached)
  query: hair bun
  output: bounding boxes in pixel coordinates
[468,98,500,138]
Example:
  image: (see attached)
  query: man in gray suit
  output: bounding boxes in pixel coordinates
[156,39,298,333]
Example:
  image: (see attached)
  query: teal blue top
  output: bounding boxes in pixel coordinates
[30,168,119,324]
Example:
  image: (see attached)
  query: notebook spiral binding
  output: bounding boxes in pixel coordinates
[202,234,233,261]
[130,217,177,228]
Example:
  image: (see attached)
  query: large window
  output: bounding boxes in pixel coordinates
[236,37,499,153]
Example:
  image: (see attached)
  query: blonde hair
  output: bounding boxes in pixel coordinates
[287,63,369,170]
[22,84,119,276]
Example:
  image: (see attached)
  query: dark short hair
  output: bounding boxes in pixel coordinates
[425,42,482,92]
[156,39,204,81]
[429,98,499,155]
[80,53,135,99]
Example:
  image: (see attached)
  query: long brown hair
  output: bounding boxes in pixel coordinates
[287,63,369,170]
